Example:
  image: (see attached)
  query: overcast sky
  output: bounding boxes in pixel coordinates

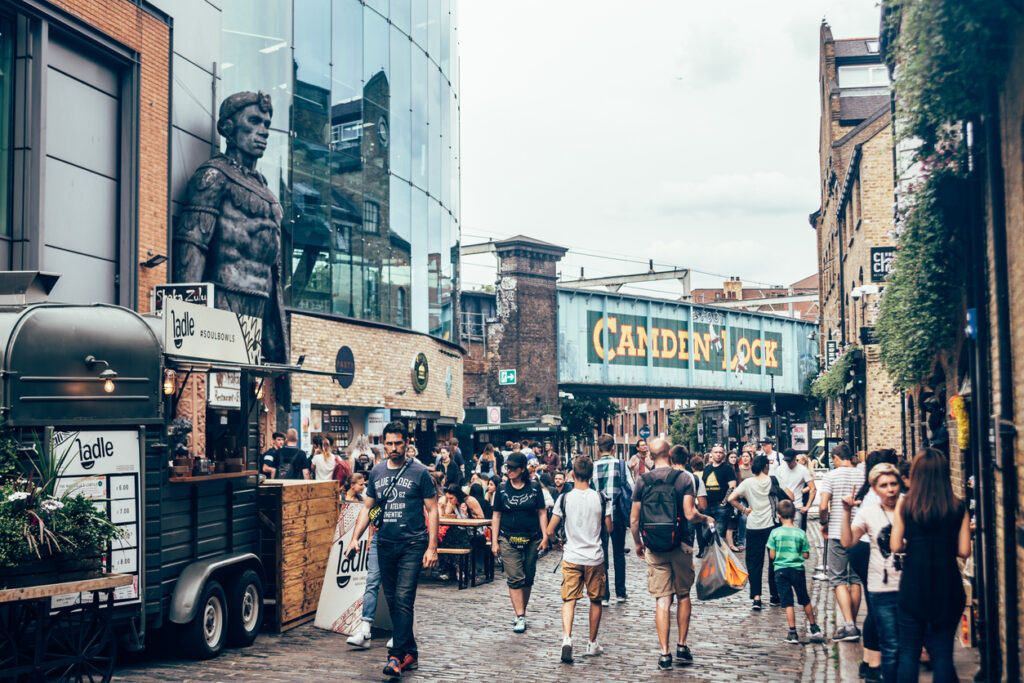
[458,0,883,297]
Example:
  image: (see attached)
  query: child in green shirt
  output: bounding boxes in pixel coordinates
[768,499,823,644]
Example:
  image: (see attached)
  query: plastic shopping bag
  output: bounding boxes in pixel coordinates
[695,530,748,600]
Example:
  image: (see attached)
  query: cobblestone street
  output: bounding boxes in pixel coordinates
[115,522,840,682]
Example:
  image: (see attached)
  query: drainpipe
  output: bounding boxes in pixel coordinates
[984,89,1020,680]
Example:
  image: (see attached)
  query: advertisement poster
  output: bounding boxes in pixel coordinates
[790,423,809,451]
[314,502,390,635]
[51,429,142,607]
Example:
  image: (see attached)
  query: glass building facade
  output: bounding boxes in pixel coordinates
[222,0,460,340]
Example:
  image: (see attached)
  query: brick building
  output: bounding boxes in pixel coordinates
[810,23,902,456]
[690,274,820,322]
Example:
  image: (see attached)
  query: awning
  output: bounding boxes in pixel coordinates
[164,356,302,376]
[471,422,566,433]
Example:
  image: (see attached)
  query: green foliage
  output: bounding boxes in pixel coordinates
[560,395,621,444]
[885,0,1012,158]
[810,345,859,399]
[683,405,703,453]
[876,170,966,387]
[668,411,686,445]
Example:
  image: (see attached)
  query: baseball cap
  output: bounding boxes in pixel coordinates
[506,452,528,470]
[782,449,797,461]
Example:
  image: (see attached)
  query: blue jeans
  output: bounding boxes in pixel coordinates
[870,591,900,683]
[709,503,733,532]
[378,538,428,660]
[736,510,747,546]
[897,610,957,683]
[360,535,380,623]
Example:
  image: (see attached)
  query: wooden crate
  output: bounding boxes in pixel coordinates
[258,479,339,632]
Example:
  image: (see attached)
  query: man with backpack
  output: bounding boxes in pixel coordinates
[630,438,713,671]
[591,433,634,605]
[546,455,612,664]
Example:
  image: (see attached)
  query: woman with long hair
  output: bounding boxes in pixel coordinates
[310,435,342,482]
[477,443,498,478]
[728,455,780,609]
[890,449,970,682]
[343,472,366,502]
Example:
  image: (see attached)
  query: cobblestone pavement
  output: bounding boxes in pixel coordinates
[115,524,838,682]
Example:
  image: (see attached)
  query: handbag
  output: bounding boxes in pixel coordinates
[768,475,791,526]
[695,530,749,600]
[367,459,411,528]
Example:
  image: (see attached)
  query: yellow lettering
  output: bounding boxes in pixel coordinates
[635,326,649,358]
[650,327,661,359]
[766,340,779,368]
[693,332,711,363]
[751,338,762,366]
[660,328,677,359]
[617,324,638,357]
[592,316,617,361]
[677,330,689,360]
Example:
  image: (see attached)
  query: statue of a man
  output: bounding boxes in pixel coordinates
[173,91,287,363]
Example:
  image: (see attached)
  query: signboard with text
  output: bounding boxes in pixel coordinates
[152,282,214,313]
[164,298,261,365]
[870,247,896,282]
[791,423,809,451]
[208,371,241,408]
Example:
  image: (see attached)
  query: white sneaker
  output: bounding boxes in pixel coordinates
[513,615,527,633]
[560,636,573,663]
[615,596,627,603]
[346,622,372,648]
[386,637,394,648]
[585,641,604,657]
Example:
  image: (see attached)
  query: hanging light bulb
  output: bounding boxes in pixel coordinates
[100,368,117,393]
[163,369,176,395]
[104,377,115,393]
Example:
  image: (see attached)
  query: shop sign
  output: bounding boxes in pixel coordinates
[859,326,879,345]
[870,247,896,282]
[811,428,826,440]
[825,340,839,369]
[152,282,213,313]
[487,406,501,425]
[52,429,142,606]
[315,502,391,636]
[366,409,389,436]
[791,423,809,451]
[164,298,261,365]
[398,410,417,418]
[334,346,355,388]
[412,353,429,392]
[208,371,241,408]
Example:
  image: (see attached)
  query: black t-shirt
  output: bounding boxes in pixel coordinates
[261,447,279,473]
[702,462,737,506]
[494,480,546,539]
[365,458,436,543]
[277,446,309,479]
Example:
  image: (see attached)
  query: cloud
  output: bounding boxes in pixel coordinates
[656,172,817,215]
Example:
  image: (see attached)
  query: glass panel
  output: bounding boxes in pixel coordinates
[290,135,332,314]
[440,84,450,208]
[428,66,441,197]
[411,46,428,188]
[439,210,453,340]
[451,92,459,221]
[389,25,411,180]
[366,0,387,17]
[428,0,441,60]
[412,0,428,48]
[0,16,13,237]
[389,177,411,327]
[410,186,428,332]
[363,8,388,91]
[427,198,441,336]
[391,0,411,35]
[295,0,331,91]
[332,0,362,105]
[222,0,291,107]
[439,0,450,76]
[448,0,458,84]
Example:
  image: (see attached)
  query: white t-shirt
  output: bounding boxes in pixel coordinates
[819,466,865,538]
[772,463,812,501]
[310,454,337,481]
[694,474,707,498]
[851,503,902,593]
[734,476,775,530]
[554,488,612,566]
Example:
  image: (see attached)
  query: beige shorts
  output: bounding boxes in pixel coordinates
[561,560,605,602]
[645,545,695,599]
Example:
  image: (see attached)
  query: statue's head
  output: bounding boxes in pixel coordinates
[218,91,273,161]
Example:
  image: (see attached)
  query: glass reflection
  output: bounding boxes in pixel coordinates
[332,0,362,105]
[389,26,411,180]
[222,0,291,109]
[411,47,429,189]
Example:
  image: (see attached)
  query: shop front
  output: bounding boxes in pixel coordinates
[288,313,464,457]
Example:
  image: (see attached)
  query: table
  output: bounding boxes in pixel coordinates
[438,518,494,588]
[0,573,133,682]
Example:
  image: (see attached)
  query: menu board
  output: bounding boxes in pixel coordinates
[51,429,143,608]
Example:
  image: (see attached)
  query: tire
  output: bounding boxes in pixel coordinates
[226,568,263,647]
[181,580,228,660]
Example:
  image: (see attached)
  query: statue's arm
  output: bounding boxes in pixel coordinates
[173,166,226,282]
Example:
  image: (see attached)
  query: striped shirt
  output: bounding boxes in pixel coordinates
[819,465,865,538]
[591,455,635,521]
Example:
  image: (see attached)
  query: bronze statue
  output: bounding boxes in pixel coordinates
[173,91,287,363]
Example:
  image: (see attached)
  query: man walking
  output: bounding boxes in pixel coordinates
[591,433,634,605]
[701,444,736,532]
[628,437,653,480]
[758,438,782,470]
[346,421,439,679]
[818,442,864,642]
[546,456,612,663]
[772,448,816,528]
[631,438,712,670]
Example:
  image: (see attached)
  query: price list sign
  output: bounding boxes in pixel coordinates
[52,429,143,608]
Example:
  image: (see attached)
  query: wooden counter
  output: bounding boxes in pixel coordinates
[258,479,339,632]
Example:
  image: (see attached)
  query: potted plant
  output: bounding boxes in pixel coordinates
[0,432,122,588]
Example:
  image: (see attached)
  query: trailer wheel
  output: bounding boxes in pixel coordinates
[182,580,227,660]
[226,569,263,647]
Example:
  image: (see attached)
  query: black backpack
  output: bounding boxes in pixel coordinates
[638,469,684,553]
[353,452,373,476]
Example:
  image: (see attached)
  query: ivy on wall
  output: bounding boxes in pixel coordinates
[810,345,860,399]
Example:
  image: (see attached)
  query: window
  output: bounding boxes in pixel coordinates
[363,200,380,234]
[837,65,889,89]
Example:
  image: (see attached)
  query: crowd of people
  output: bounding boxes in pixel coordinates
[264,424,967,682]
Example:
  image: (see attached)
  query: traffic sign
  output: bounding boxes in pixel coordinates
[499,369,517,385]
[697,423,704,444]
[487,406,501,424]
[638,426,651,439]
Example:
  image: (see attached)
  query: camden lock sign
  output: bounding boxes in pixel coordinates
[586,310,783,375]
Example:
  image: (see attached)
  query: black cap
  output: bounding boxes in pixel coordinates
[782,449,797,461]
[506,452,528,470]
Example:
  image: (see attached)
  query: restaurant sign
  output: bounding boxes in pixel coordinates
[164,298,262,365]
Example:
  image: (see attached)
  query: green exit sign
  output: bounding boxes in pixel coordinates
[499,369,517,385]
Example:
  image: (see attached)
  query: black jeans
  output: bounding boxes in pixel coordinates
[601,514,627,599]
[745,526,779,601]
[378,538,427,660]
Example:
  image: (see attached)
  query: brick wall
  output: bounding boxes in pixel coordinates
[289,313,463,420]
[51,0,170,312]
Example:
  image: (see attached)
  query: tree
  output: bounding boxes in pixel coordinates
[668,411,686,445]
[560,395,621,448]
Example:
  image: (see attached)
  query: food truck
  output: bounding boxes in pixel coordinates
[0,273,288,676]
